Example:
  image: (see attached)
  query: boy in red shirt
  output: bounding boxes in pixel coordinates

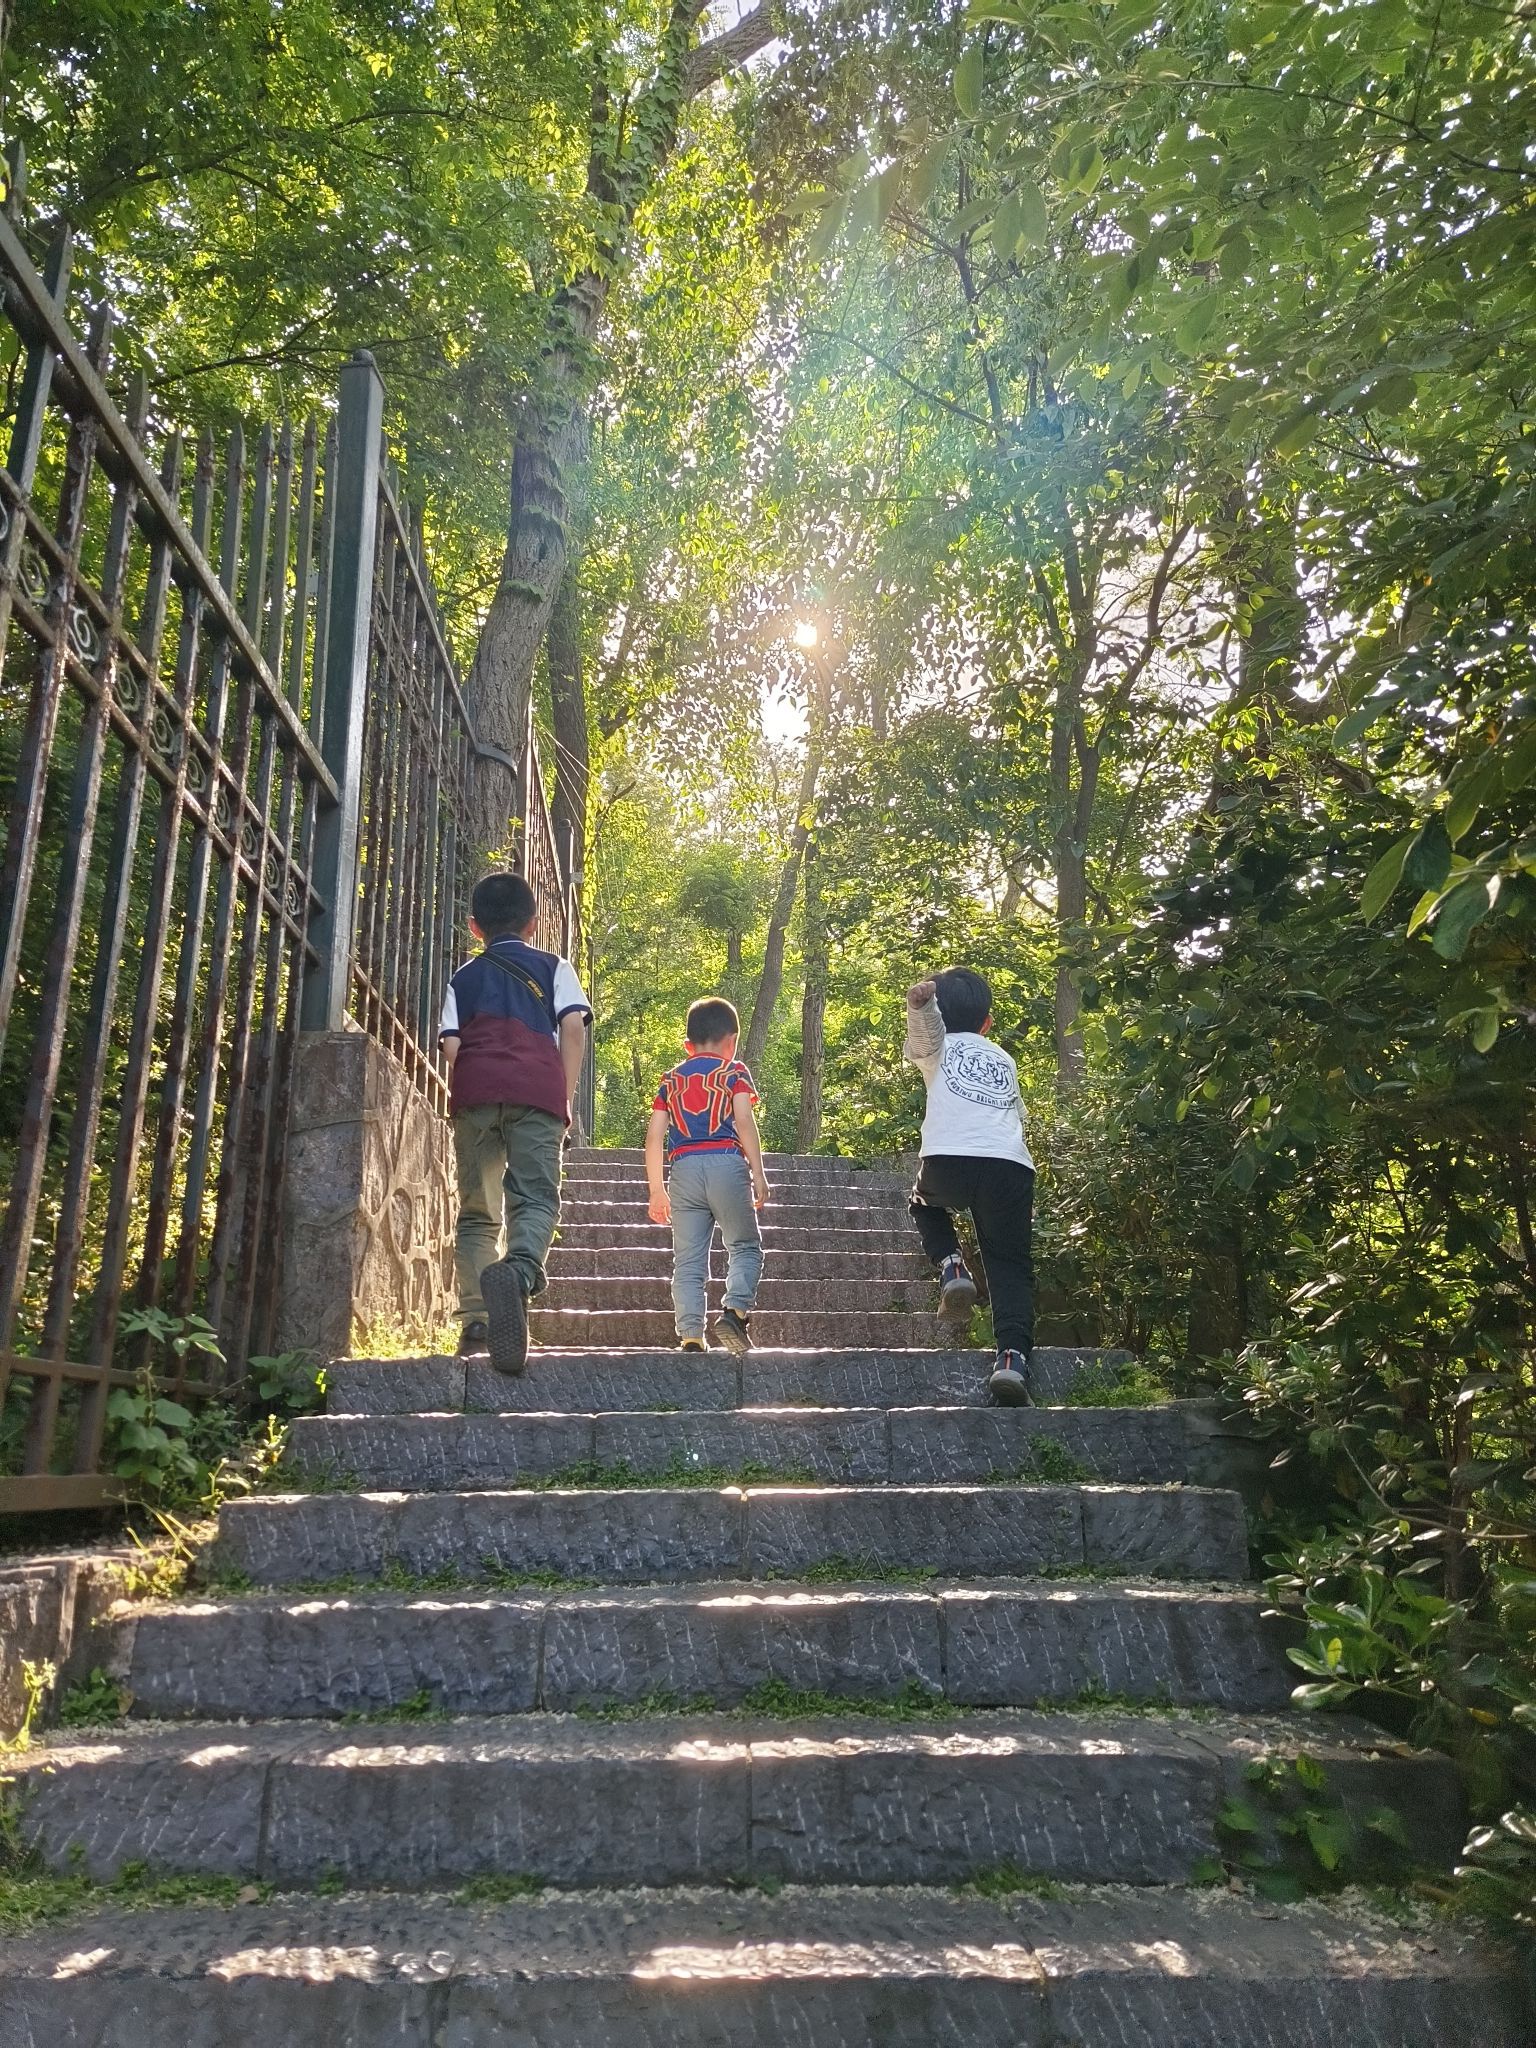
[645,998,769,1354]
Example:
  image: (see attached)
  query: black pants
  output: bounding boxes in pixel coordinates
[910,1154,1035,1355]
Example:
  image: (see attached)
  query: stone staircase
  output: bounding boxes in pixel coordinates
[2,1151,1527,2043]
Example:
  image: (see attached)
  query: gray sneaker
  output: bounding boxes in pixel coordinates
[988,1350,1033,1406]
[938,1254,978,1327]
[481,1261,529,1376]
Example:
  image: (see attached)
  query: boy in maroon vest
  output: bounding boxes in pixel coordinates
[440,872,591,1374]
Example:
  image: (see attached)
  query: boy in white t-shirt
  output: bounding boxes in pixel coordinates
[903,967,1036,1405]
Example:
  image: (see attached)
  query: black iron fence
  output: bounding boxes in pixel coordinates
[0,185,583,1514]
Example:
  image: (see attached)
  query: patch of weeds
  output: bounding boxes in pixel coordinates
[379,1560,465,1593]
[1032,1561,1128,1584]
[477,1562,597,1592]
[1033,1682,1212,1719]
[455,1872,545,1904]
[0,1866,274,1934]
[1,1660,55,1754]
[735,1677,947,1721]
[574,1689,717,1721]
[341,1687,451,1725]
[192,1562,255,1594]
[1214,1751,1417,1902]
[58,1670,131,1728]
[313,1868,348,1898]
[958,1863,1066,1901]
[985,1437,1093,1486]
[1059,1360,1171,1409]
[350,1313,459,1360]
[266,1463,361,1496]
[527,1456,822,1492]
[778,1554,939,1587]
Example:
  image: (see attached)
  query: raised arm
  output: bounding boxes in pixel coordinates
[903,978,945,1078]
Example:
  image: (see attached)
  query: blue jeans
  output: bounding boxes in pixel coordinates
[669,1150,763,1339]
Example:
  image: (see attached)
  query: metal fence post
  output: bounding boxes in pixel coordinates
[301,351,384,1031]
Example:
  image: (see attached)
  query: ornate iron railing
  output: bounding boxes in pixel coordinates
[0,186,584,1513]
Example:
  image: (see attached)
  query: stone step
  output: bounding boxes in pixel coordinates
[565,1170,908,1196]
[572,1147,901,1175]
[3,1885,1523,2046]
[115,1579,1298,1720]
[9,1710,1463,1890]
[552,1236,937,1269]
[327,1349,1133,1416]
[283,1405,1188,1490]
[553,1221,920,1252]
[529,1310,944,1347]
[539,1276,938,1313]
[214,1481,1246,1586]
[559,1199,910,1228]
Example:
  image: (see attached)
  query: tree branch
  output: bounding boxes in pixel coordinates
[684,2,778,98]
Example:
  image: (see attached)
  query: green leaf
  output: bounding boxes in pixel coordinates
[955,42,986,117]
[1501,721,1536,794]
[906,138,951,212]
[1175,292,1219,352]
[151,1398,194,1427]
[1272,406,1321,458]
[1470,1006,1500,1054]
[1366,370,1417,413]
[1360,831,1413,921]
[1013,177,1049,247]
[1402,816,1452,894]
[1430,875,1496,960]
[1444,751,1502,843]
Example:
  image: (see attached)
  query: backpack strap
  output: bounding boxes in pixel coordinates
[483,947,556,1027]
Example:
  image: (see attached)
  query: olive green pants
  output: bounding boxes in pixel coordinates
[452,1102,564,1324]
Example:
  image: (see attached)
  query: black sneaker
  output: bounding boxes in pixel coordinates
[680,1337,707,1353]
[456,1320,490,1360]
[714,1307,752,1355]
[937,1253,978,1327]
[988,1349,1033,1406]
[481,1261,530,1376]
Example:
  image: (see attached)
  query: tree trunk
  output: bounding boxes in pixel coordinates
[547,550,589,902]
[743,740,822,1075]
[796,841,827,1153]
[465,291,600,853]
[461,0,777,858]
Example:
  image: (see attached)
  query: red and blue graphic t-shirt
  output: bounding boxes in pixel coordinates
[653,1055,759,1161]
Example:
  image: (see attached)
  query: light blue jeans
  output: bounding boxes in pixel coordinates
[669,1150,764,1340]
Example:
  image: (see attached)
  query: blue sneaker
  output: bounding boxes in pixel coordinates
[938,1253,978,1327]
[988,1350,1033,1406]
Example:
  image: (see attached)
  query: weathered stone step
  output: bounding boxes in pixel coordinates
[10,1711,1462,1890]
[547,1245,931,1281]
[328,1349,1132,1417]
[114,1579,1297,1720]
[529,1310,943,1347]
[560,1199,910,1229]
[8,1883,1522,2048]
[215,1481,1245,1586]
[283,1404,1186,1490]
[565,1170,908,1196]
[553,1221,920,1252]
[572,1147,902,1176]
[542,1276,937,1313]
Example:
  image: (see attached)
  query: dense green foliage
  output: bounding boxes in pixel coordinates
[6,0,1535,1913]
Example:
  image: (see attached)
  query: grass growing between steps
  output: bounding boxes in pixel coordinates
[1058,1358,1173,1408]
[266,1456,836,1497]
[572,1678,950,1722]
[0,1848,274,1936]
[767,1554,940,1586]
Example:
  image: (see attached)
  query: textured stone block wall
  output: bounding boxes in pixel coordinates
[277,1031,454,1360]
[0,1555,127,1740]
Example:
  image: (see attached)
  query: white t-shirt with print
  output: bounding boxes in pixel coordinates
[903,996,1033,1168]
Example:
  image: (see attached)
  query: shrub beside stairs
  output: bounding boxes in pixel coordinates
[2,1152,1528,2043]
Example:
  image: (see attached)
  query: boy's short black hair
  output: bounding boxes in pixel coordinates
[472,871,537,938]
[686,996,739,1046]
[933,967,992,1034]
